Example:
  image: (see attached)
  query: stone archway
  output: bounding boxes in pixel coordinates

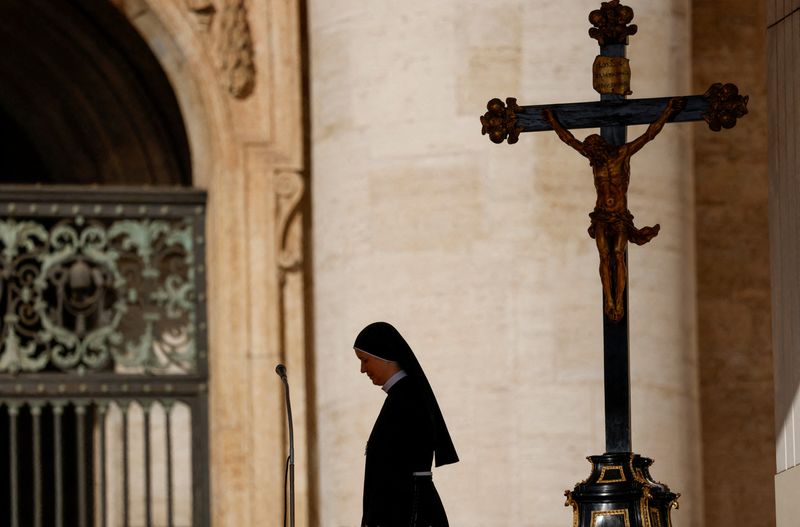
[106,1,313,525]
[0,0,311,523]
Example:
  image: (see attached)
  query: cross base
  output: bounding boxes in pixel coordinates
[565,453,679,527]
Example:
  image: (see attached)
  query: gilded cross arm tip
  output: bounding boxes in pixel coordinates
[702,82,749,131]
[481,97,523,144]
[588,0,637,46]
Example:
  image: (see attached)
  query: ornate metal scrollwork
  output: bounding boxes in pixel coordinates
[480,97,523,144]
[588,0,638,46]
[0,211,200,375]
[702,82,749,131]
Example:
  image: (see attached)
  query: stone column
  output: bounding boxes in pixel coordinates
[692,1,773,525]
[121,1,311,525]
[310,1,701,525]
[768,2,800,525]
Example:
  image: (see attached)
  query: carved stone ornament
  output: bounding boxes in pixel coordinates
[275,169,305,278]
[481,97,523,144]
[702,82,749,131]
[588,0,638,46]
[214,0,256,99]
[185,0,216,31]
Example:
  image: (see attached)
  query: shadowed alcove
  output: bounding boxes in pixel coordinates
[0,0,191,186]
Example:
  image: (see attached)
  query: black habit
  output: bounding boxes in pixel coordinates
[355,322,458,527]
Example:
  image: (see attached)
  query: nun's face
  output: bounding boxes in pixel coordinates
[354,349,399,386]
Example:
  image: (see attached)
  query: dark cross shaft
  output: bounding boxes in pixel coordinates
[481,4,747,454]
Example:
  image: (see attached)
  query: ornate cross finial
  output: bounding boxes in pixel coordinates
[480,98,523,144]
[703,83,749,131]
[588,0,637,46]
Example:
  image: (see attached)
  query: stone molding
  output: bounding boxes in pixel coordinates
[275,168,306,277]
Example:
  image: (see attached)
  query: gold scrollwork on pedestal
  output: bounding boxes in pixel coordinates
[639,486,653,527]
[481,97,523,144]
[597,465,627,483]
[591,509,631,527]
[564,490,579,527]
[649,507,661,526]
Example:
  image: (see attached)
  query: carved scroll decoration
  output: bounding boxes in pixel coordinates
[480,97,523,144]
[275,169,305,280]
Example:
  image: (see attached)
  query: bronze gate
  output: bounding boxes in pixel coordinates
[0,187,210,527]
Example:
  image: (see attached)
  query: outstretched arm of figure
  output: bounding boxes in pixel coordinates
[625,97,686,156]
[543,108,586,155]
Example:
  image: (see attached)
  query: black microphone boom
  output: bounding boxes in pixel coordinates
[276,363,287,379]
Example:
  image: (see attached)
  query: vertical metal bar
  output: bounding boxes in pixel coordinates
[53,402,65,527]
[30,402,45,527]
[121,401,130,527]
[192,393,211,527]
[143,402,152,527]
[97,402,108,527]
[75,402,88,527]
[8,402,21,527]
[165,401,174,527]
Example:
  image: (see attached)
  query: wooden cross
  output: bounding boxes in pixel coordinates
[481,0,747,454]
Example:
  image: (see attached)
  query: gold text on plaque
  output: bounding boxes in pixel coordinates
[592,55,632,96]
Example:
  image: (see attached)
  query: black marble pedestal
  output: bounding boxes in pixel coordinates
[565,453,679,526]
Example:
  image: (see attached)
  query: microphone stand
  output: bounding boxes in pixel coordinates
[276,364,295,527]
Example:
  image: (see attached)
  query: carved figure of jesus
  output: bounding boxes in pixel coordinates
[543,97,685,321]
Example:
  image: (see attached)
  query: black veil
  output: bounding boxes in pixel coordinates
[354,321,459,467]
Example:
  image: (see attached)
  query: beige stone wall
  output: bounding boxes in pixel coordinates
[115,1,311,525]
[692,1,774,526]
[310,1,701,525]
[776,464,800,524]
[768,2,800,525]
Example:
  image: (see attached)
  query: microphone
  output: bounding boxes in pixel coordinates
[276,363,295,527]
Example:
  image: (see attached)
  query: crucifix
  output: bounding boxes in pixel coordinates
[480,2,747,526]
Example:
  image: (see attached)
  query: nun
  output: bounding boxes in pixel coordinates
[353,322,459,527]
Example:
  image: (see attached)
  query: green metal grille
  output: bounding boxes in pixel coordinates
[0,186,210,527]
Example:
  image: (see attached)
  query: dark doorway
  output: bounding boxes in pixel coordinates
[0,0,192,185]
[0,2,202,526]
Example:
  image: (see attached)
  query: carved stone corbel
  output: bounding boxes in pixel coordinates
[274,169,305,282]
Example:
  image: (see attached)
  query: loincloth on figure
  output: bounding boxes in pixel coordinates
[588,208,660,245]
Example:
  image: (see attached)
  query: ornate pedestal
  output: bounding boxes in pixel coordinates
[565,453,679,527]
